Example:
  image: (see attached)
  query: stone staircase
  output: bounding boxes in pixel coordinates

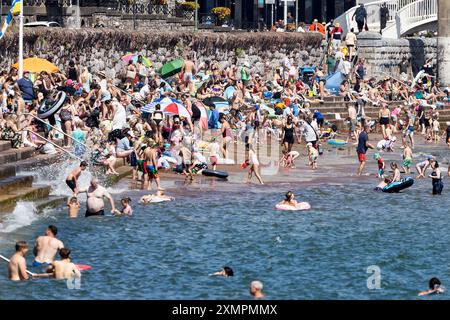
[0,141,52,213]
[310,96,450,131]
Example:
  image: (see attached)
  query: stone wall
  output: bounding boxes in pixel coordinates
[0,29,325,78]
[357,32,437,79]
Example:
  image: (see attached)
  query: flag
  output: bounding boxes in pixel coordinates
[0,0,22,40]
[11,0,22,15]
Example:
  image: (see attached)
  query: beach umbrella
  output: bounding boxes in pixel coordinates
[202,96,230,113]
[13,57,59,74]
[145,97,191,118]
[121,53,152,67]
[159,59,184,78]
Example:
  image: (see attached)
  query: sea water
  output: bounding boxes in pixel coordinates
[0,176,449,300]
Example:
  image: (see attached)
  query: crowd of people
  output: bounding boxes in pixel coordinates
[1,29,450,296]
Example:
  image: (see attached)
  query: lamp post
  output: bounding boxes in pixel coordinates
[195,0,198,31]
[133,0,136,30]
[438,0,450,86]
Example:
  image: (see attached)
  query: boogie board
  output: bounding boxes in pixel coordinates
[327,139,347,146]
[37,91,67,119]
[202,169,229,179]
[76,264,92,271]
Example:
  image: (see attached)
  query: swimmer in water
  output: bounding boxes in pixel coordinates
[418,277,445,296]
[277,191,299,207]
[210,266,234,277]
[67,196,80,218]
[45,248,81,280]
[250,280,265,299]
[140,190,174,204]
[113,197,133,216]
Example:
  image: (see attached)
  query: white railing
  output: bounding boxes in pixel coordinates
[382,0,437,38]
[334,0,415,35]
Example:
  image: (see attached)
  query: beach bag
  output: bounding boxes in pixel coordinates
[364,23,369,31]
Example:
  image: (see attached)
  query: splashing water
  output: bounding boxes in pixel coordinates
[0,202,38,234]
[17,161,93,196]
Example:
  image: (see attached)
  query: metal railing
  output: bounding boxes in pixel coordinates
[23,112,91,152]
[334,0,415,35]
[379,0,437,38]
[23,129,83,161]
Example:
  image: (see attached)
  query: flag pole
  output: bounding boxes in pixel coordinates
[18,0,24,79]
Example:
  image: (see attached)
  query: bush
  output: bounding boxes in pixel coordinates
[178,1,200,11]
[211,7,231,21]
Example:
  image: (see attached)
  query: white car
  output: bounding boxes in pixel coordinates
[24,21,61,28]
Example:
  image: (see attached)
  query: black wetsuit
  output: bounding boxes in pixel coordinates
[431,171,444,195]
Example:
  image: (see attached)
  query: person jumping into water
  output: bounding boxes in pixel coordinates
[66,161,88,195]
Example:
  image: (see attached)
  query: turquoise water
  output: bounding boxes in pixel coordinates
[0,177,449,300]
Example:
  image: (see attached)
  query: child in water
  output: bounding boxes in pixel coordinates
[307,143,318,170]
[67,197,80,218]
[373,153,385,178]
[418,277,444,296]
[210,266,234,277]
[140,190,175,204]
[113,197,133,216]
[278,191,299,208]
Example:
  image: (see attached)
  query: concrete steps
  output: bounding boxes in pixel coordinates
[0,140,55,212]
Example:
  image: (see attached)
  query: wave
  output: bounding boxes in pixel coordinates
[0,202,38,234]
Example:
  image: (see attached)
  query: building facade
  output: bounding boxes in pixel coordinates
[197,0,358,29]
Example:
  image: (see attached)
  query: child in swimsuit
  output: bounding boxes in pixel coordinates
[113,197,133,216]
[278,191,299,207]
[67,197,80,218]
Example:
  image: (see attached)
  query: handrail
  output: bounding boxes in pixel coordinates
[334,0,415,35]
[382,0,437,38]
[23,130,83,161]
[22,112,91,151]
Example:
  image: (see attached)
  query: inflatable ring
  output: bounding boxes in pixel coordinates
[38,91,67,119]
[275,202,311,211]
[382,177,414,193]
[202,169,229,179]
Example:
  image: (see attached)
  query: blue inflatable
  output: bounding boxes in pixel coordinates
[382,177,414,193]
[224,86,236,100]
[325,72,346,96]
[327,139,347,146]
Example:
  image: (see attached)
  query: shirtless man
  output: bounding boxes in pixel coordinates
[66,161,88,195]
[8,241,32,281]
[47,248,81,280]
[33,225,64,267]
[143,144,163,191]
[402,142,413,174]
[78,177,116,217]
[181,55,196,94]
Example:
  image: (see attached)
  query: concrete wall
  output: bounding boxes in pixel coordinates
[357,32,437,78]
[438,0,450,86]
[0,29,325,77]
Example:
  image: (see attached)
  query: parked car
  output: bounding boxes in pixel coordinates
[24,21,61,28]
